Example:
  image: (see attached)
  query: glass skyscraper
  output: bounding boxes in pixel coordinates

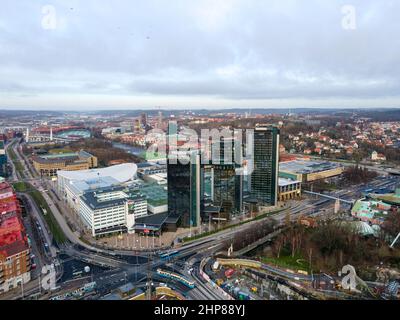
[212,136,243,216]
[251,126,280,206]
[167,151,204,228]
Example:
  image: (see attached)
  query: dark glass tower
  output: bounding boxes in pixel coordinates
[251,126,280,205]
[212,137,243,216]
[167,152,203,228]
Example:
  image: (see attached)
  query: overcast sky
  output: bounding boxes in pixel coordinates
[0,0,400,110]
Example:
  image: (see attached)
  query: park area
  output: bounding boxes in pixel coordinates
[13,181,66,244]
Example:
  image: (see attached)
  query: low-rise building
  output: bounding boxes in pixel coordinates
[57,163,138,197]
[371,151,386,162]
[279,159,344,183]
[278,178,301,201]
[33,150,97,177]
[351,198,392,225]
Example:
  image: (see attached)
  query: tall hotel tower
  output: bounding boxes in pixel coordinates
[251,126,280,206]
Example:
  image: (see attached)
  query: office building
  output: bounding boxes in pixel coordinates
[0,141,7,178]
[57,163,138,198]
[80,186,130,237]
[167,151,204,228]
[212,137,243,216]
[251,126,280,206]
[140,113,147,128]
[32,150,97,177]
[79,185,147,237]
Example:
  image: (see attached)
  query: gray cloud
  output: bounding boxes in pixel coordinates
[0,0,400,109]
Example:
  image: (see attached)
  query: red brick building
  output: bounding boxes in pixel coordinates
[0,182,31,294]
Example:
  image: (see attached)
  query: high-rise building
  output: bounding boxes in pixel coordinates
[167,151,203,228]
[134,119,141,133]
[141,112,147,128]
[0,141,7,178]
[251,126,280,206]
[167,121,178,137]
[158,111,163,128]
[212,137,243,216]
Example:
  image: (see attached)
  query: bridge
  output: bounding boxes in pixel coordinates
[303,190,355,205]
[232,229,283,257]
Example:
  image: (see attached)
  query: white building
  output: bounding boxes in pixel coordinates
[80,187,129,237]
[57,163,138,198]
[79,186,148,237]
[144,172,167,185]
[64,176,119,212]
[371,151,386,162]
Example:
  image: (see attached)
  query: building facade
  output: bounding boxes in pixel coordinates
[167,151,204,228]
[0,141,7,178]
[251,126,280,206]
[279,159,344,183]
[79,187,131,237]
[0,182,31,294]
[212,137,243,216]
[278,178,302,202]
[33,150,97,177]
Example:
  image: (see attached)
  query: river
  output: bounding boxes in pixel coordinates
[112,141,146,157]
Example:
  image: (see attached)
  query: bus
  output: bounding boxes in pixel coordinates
[156,269,195,289]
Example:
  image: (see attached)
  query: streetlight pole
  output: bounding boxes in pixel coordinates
[21,280,24,300]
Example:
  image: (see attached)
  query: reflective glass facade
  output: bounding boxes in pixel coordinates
[167,153,203,228]
[212,137,243,215]
[251,126,280,205]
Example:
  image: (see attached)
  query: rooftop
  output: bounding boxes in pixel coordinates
[0,201,19,215]
[58,163,137,183]
[80,186,127,210]
[279,159,342,174]
[278,177,301,187]
[135,212,169,228]
[68,176,120,195]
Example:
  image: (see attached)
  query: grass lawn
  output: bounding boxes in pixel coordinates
[261,251,311,273]
[29,187,67,244]
[7,143,25,179]
[14,181,67,244]
[48,148,73,154]
[12,182,30,192]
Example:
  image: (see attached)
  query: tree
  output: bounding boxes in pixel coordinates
[382,208,400,239]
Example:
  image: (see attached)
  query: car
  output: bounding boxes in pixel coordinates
[31,264,37,270]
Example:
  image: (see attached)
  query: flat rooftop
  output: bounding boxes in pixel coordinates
[279,160,342,174]
[58,163,137,183]
[80,186,126,210]
[135,212,169,228]
[278,177,301,187]
[68,176,119,194]
[139,183,167,206]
